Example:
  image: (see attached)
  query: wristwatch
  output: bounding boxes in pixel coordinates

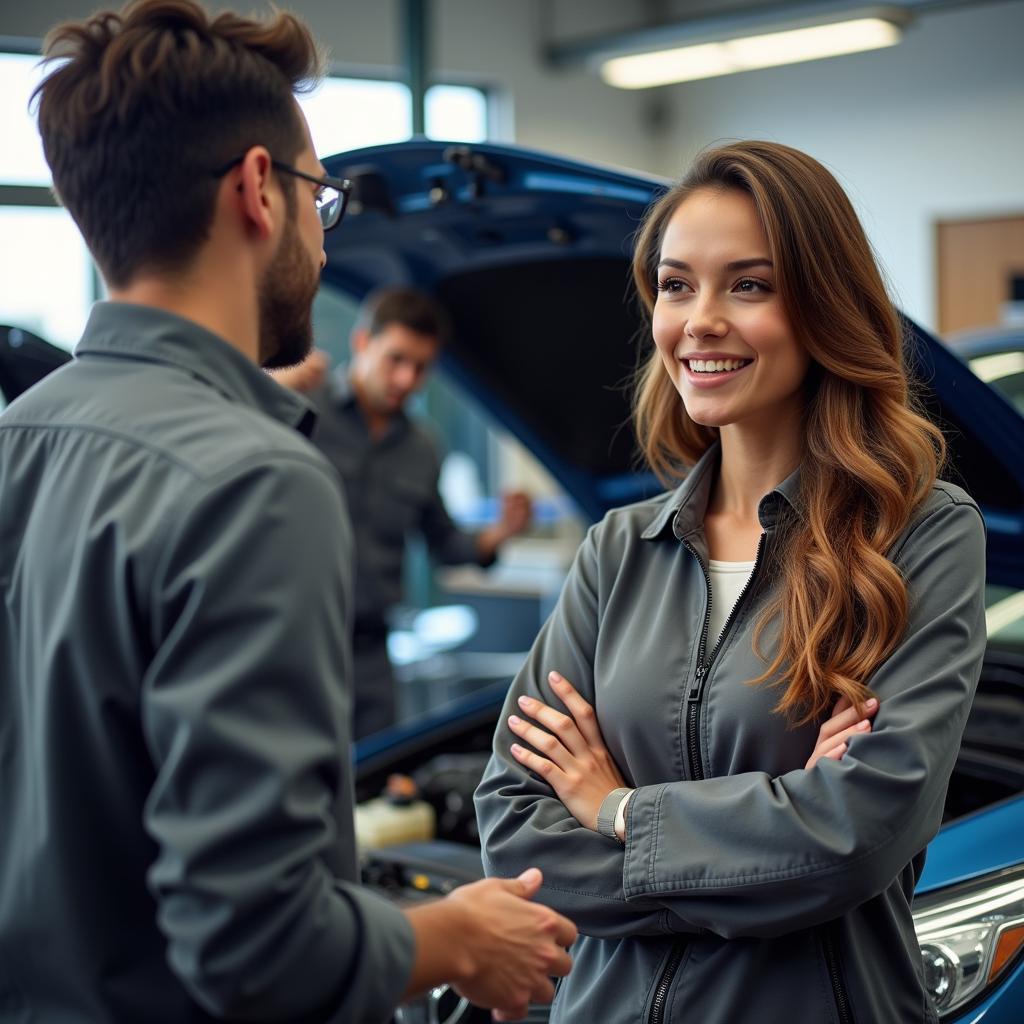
[597,787,632,844]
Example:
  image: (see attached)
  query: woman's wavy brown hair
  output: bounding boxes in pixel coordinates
[632,141,945,725]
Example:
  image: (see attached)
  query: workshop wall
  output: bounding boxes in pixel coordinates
[651,1,1024,332]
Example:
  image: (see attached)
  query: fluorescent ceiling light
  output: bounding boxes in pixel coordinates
[601,16,904,89]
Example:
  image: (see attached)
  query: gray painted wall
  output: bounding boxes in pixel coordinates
[647,1,1024,330]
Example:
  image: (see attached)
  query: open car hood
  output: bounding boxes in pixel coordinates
[322,139,1024,584]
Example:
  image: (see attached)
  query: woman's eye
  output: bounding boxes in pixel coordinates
[656,278,688,294]
[734,277,770,294]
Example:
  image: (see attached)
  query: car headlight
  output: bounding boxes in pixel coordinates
[913,864,1024,1017]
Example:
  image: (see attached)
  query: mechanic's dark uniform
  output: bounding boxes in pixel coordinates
[0,303,413,1023]
[306,367,495,740]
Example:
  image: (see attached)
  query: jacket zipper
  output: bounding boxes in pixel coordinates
[820,925,854,1024]
[682,532,766,783]
[647,532,766,1024]
[648,945,685,1024]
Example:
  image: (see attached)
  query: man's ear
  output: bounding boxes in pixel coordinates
[234,146,277,241]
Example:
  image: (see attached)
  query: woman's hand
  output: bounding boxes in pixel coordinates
[508,671,626,830]
[805,695,879,769]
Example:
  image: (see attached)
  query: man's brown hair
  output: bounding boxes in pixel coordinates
[358,287,451,345]
[32,0,322,288]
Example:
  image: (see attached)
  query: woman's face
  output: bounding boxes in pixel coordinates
[652,187,810,433]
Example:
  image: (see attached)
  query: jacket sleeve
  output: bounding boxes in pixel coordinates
[475,523,700,939]
[417,439,496,568]
[141,453,413,1023]
[623,495,987,938]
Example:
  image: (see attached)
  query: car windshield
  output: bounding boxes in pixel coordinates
[937,583,1024,823]
[969,350,1024,415]
[987,583,1024,652]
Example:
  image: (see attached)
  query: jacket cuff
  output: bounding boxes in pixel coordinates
[622,783,664,899]
[324,885,415,1023]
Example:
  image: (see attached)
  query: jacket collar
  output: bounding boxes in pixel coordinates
[75,302,317,437]
[640,441,804,542]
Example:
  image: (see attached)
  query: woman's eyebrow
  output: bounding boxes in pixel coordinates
[726,258,773,271]
[656,257,773,271]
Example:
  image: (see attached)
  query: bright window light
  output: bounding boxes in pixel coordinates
[0,52,52,185]
[3,55,489,174]
[426,84,488,142]
[298,78,487,157]
[298,77,412,158]
[601,17,903,89]
[0,207,93,351]
[1,52,489,352]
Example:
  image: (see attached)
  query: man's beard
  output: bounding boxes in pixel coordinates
[258,220,319,370]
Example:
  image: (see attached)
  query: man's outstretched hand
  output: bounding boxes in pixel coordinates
[403,867,576,1022]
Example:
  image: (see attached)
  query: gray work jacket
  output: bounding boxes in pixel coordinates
[476,443,987,1024]
[0,303,413,1023]
[305,368,491,628]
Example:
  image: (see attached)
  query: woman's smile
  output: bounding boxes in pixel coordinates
[679,351,755,388]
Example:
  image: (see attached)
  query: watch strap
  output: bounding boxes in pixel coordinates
[597,787,632,843]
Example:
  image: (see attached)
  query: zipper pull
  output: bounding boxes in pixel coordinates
[688,663,706,701]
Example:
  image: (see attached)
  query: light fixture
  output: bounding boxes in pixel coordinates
[584,6,912,90]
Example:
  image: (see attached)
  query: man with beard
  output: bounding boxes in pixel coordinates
[0,2,575,1023]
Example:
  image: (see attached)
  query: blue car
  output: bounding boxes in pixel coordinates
[320,142,1024,1023]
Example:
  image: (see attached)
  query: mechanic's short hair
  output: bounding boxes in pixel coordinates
[359,288,451,346]
[32,0,322,288]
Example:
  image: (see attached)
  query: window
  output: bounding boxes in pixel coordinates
[0,49,490,356]
[298,76,487,156]
[0,207,93,347]
[0,51,91,356]
[0,52,51,185]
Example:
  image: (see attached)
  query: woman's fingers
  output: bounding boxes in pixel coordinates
[817,696,878,742]
[831,696,852,717]
[514,693,588,757]
[510,742,564,783]
[509,714,575,770]
[808,718,875,769]
[548,671,604,747]
[824,718,873,750]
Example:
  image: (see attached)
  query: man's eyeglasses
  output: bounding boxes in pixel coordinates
[213,156,352,232]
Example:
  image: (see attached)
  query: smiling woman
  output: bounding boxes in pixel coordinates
[476,140,988,1024]
[633,141,948,724]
